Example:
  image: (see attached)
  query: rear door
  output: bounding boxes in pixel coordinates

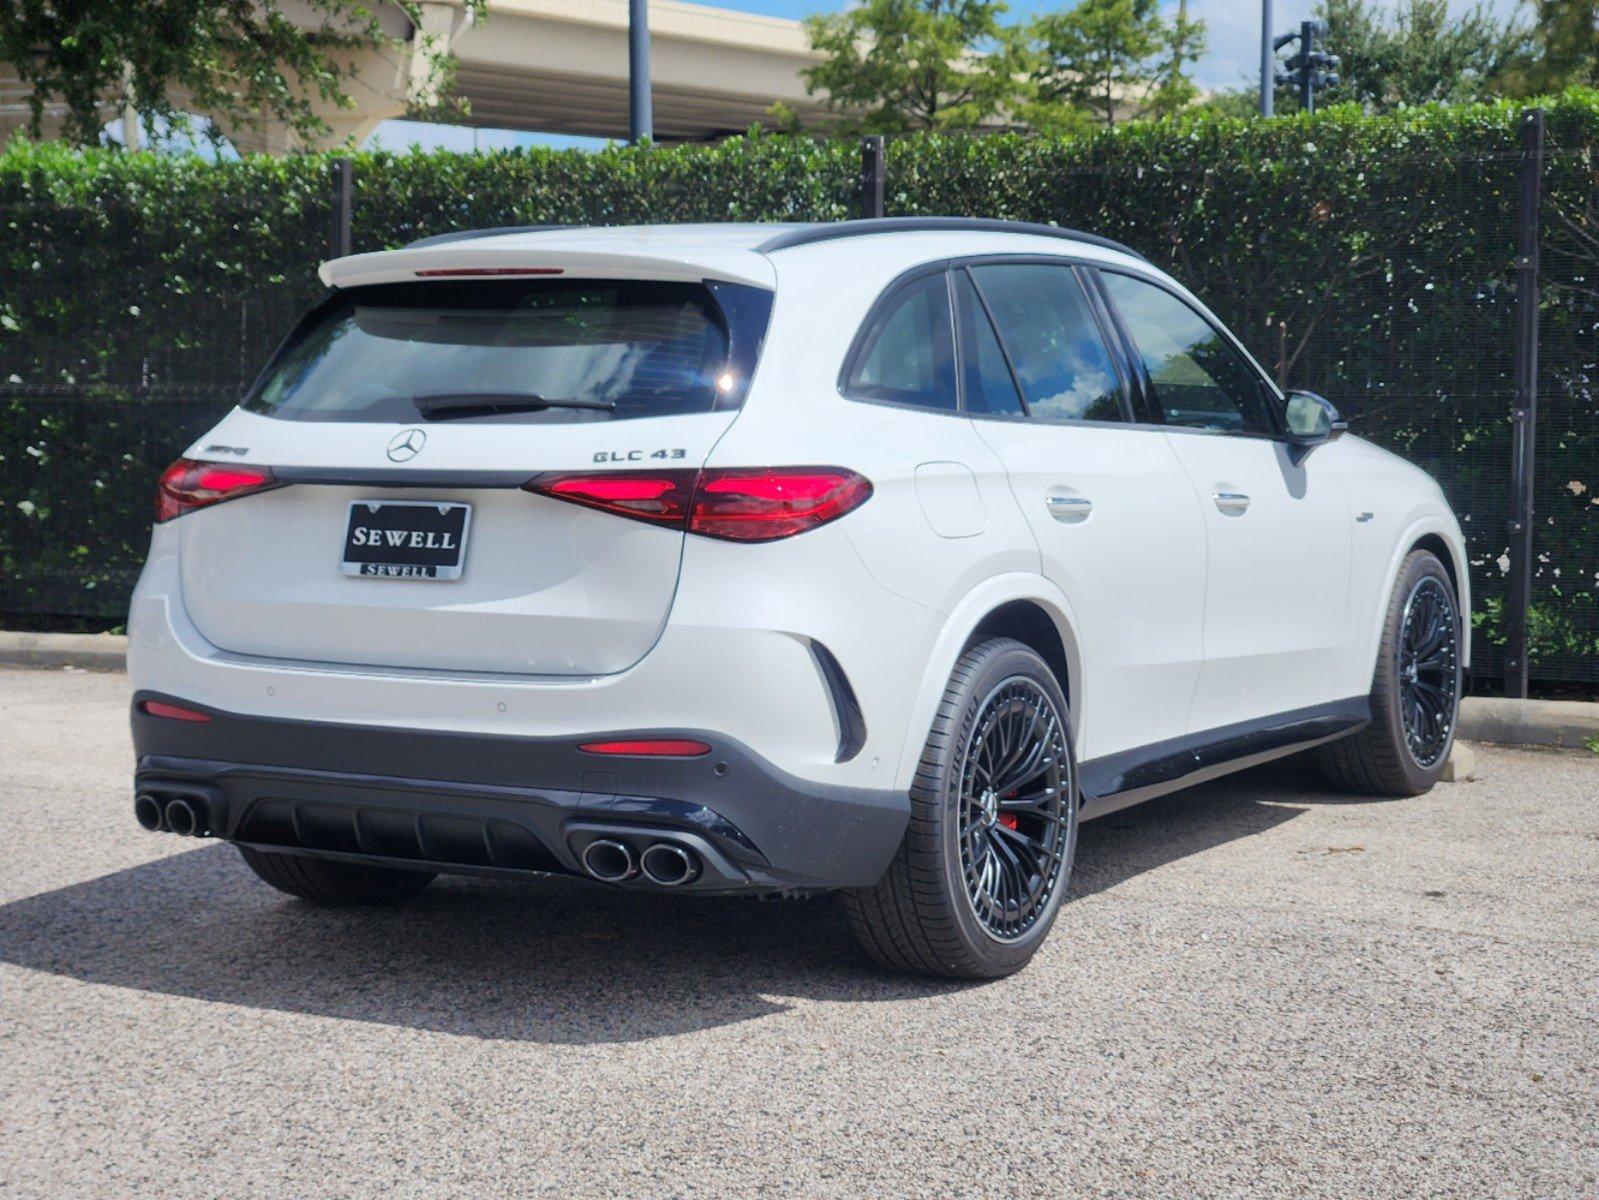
[177,275,769,676]
[1096,269,1353,731]
[958,260,1208,762]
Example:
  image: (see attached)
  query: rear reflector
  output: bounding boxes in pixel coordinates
[525,467,871,543]
[414,267,565,277]
[155,458,277,523]
[579,739,712,758]
[138,699,211,723]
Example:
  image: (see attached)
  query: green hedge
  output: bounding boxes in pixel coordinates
[2,96,1596,680]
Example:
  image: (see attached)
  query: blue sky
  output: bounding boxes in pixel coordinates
[367,0,1515,153]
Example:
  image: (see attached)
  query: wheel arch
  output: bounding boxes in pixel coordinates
[891,576,1084,792]
[1364,516,1473,685]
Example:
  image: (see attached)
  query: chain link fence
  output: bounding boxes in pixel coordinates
[1,117,1594,690]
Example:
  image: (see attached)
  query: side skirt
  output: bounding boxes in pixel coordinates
[1077,697,1371,821]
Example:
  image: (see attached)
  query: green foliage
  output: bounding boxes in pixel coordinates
[1503,0,1599,93]
[2,96,1597,686]
[1311,0,1530,110]
[0,1,485,148]
[799,0,1205,131]
[801,0,1024,132]
[1023,0,1205,129]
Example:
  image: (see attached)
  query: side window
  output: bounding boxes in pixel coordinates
[952,271,1024,416]
[843,273,957,412]
[1100,272,1275,435]
[967,264,1125,423]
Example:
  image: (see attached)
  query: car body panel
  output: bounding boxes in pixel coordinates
[127,221,1471,893]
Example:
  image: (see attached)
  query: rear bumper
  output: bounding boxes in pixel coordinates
[132,693,909,892]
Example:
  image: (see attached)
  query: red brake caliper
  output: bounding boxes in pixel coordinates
[998,794,1019,831]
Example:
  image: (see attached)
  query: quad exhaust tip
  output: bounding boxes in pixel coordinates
[163,797,206,837]
[581,839,637,883]
[136,793,209,837]
[640,842,701,887]
[134,793,165,832]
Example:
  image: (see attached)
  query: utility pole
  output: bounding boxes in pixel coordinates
[1274,19,1339,113]
[1259,0,1274,116]
[629,0,652,145]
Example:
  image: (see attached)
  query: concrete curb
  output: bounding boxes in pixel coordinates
[0,631,1595,750]
[0,631,129,672]
[1457,696,1599,751]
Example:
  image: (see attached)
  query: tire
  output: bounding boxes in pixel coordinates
[843,637,1078,980]
[1314,548,1462,797]
[237,846,437,906]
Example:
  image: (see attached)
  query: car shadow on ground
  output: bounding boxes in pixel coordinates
[0,762,1335,1044]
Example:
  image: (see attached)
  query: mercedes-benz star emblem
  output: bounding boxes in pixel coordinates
[387,428,427,462]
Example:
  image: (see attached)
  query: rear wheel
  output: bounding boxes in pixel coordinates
[238,846,436,906]
[1315,548,1462,796]
[844,638,1078,979]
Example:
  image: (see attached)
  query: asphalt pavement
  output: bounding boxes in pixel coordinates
[1,666,1595,1199]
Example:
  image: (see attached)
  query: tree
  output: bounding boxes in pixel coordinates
[1024,0,1204,129]
[0,1,482,148]
[801,0,1025,132]
[1312,0,1528,109]
[1500,0,1598,92]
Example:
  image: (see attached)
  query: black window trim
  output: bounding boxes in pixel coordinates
[1091,265,1288,441]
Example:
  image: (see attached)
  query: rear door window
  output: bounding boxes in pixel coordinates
[843,273,958,412]
[952,270,1025,417]
[244,279,759,424]
[967,264,1126,423]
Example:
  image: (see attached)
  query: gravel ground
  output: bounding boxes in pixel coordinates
[1,666,1595,1199]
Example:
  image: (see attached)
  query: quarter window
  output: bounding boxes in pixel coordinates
[844,273,958,412]
[1100,272,1275,435]
[967,264,1125,423]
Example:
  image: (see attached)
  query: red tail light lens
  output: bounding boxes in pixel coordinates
[527,470,697,528]
[579,739,711,757]
[525,467,871,543]
[156,458,276,523]
[689,468,873,542]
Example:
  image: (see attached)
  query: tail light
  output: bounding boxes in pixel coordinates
[525,467,871,543]
[156,458,277,523]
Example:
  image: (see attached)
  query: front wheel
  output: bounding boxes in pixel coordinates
[1315,548,1463,796]
[844,638,1078,979]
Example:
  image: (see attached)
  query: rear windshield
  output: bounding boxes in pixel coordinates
[244,279,755,423]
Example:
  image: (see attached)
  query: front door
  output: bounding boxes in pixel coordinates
[1097,269,1353,733]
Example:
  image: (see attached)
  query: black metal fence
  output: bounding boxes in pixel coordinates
[1,117,1595,692]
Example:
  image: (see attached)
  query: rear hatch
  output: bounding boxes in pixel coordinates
[175,270,772,676]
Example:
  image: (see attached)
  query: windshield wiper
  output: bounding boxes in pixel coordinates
[412,392,616,420]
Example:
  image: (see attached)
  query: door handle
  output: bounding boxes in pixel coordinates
[1213,491,1251,515]
[1046,494,1093,523]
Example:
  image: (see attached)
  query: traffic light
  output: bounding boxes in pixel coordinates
[1274,20,1341,113]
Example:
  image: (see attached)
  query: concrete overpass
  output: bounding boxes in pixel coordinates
[0,0,836,152]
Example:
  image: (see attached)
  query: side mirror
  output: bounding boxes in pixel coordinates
[1283,390,1347,460]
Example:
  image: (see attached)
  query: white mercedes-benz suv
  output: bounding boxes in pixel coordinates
[128,218,1468,978]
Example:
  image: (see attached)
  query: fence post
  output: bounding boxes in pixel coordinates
[859,136,884,220]
[329,157,354,260]
[1505,108,1545,699]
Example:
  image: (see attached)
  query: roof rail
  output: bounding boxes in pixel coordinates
[755,217,1146,261]
[404,225,574,250]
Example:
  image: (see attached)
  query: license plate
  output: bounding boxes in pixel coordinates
[342,501,472,581]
